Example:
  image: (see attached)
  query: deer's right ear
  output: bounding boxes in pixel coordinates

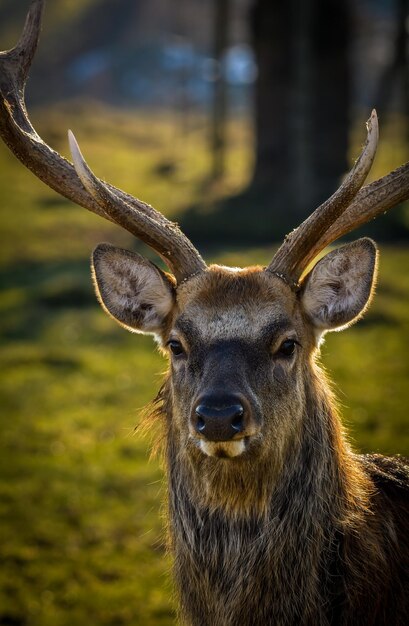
[92,243,175,336]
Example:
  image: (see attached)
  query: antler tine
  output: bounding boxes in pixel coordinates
[267,110,379,284]
[314,161,409,252]
[68,132,206,281]
[5,0,44,89]
[0,0,206,281]
[0,0,107,222]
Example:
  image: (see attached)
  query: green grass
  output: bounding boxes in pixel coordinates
[0,105,408,625]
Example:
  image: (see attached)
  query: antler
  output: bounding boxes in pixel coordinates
[0,0,206,282]
[268,113,409,285]
[314,161,409,252]
[2,1,409,287]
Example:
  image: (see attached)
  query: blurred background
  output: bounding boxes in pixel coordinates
[0,0,408,624]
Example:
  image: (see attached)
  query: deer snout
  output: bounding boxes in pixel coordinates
[192,395,248,442]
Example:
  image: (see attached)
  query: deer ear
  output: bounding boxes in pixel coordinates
[92,243,175,336]
[300,238,378,333]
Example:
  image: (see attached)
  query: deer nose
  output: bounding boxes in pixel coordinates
[193,397,245,442]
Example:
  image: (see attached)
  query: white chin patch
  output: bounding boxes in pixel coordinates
[199,439,246,458]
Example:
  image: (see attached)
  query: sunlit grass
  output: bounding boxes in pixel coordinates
[0,105,408,625]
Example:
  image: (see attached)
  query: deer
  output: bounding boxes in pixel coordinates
[1,2,409,624]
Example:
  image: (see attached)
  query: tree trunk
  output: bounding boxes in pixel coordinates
[310,0,349,208]
[250,0,350,226]
[251,1,292,190]
[211,0,230,180]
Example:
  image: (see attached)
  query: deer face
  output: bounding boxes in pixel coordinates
[92,239,377,464]
[169,266,312,463]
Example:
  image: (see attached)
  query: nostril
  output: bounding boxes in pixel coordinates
[195,406,207,434]
[196,416,206,432]
[231,411,244,433]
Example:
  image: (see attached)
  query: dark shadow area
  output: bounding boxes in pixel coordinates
[0,260,94,341]
[179,187,409,248]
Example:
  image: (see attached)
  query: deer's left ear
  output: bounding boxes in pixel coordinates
[300,238,378,333]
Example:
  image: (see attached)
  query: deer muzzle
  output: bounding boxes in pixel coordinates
[191,393,256,443]
[194,400,244,441]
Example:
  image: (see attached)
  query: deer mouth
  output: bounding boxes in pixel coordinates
[198,438,247,459]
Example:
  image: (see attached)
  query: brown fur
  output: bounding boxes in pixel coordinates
[96,247,408,625]
[153,363,409,625]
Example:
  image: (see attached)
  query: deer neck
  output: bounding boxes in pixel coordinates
[163,370,373,624]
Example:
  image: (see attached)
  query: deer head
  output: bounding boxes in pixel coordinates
[1,0,409,512]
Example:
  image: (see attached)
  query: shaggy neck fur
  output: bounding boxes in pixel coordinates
[156,364,390,626]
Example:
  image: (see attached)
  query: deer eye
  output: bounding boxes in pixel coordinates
[277,339,297,357]
[168,340,185,357]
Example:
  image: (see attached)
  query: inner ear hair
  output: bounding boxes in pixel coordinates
[300,238,378,333]
[92,243,175,335]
